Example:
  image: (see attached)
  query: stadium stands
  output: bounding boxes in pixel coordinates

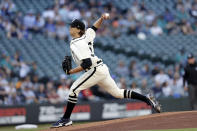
[0,0,196,105]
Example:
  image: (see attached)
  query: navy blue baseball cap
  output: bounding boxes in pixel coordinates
[70,19,85,31]
[187,53,194,59]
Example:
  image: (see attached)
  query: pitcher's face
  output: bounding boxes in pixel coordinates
[69,27,80,38]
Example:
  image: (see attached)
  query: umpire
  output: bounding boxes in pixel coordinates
[183,53,197,110]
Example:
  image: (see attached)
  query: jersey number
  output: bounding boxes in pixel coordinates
[88,42,94,57]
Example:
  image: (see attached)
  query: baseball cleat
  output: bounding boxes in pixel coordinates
[51,118,72,128]
[147,95,161,113]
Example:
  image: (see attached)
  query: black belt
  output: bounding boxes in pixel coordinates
[85,60,103,72]
[97,60,102,64]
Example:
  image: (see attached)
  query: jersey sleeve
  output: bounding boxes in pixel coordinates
[70,42,91,61]
[85,28,96,42]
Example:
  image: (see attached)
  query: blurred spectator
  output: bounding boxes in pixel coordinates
[111,17,121,38]
[184,0,192,11]
[127,24,137,35]
[34,14,45,33]
[4,83,16,98]
[5,92,21,105]
[57,75,70,102]
[3,83,20,105]
[29,62,38,77]
[167,68,174,79]
[166,21,180,35]
[151,65,160,76]
[81,89,99,101]
[117,77,127,89]
[19,25,31,39]
[140,64,150,77]
[152,81,162,98]
[141,79,150,95]
[32,75,40,91]
[42,7,55,20]
[175,48,187,66]
[140,1,147,12]
[157,15,167,32]
[162,82,172,97]
[19,62,30,78]
[7,25,22,39]
[45,18,56,37]
[21,76,33,90]
[23,10,36,31]
[12,52,22,75]
[130,1,140,14]
[48,88,61,104]
[13,11,23,27]
[150,21,163,36]
[189,4,197,19]
[180,20,194,35]
[130,81,141,94]
[3,19,12,32]
[115,61,129,77]
[177,6,189,21]
[22,86,36,104]
[170,73,184,98]
[46,81,54,94]
[129,60,139,78]
[145,10,156,25]
[57,84,69,102]
[174,64,181,74]
[192,21,197,34]
[0,82,6,104]
[175,0,184,11]
[54,8,61,22]
[56,20,67,40]
[36,84,47,103]
[59,4,69,22]
[163,8,174,22]
[0,55,13,74]
[0,0,17,15]
[46,81,61,104]
[68,7,81,20]
[155,69,170,85]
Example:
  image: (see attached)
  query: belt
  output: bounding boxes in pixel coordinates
[85,60,103,72]
[97,60,102,64]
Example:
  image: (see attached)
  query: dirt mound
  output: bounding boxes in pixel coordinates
[44,111,197,131]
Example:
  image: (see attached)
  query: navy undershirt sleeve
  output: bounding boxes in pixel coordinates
[91,26,98,32]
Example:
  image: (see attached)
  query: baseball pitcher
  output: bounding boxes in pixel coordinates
[52,13,161,128]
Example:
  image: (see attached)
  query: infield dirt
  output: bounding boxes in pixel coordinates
[43,111,197,131]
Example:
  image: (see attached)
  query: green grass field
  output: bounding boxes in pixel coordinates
[0,124,196,131]
[0,124,51,131]
[0,122,88,131]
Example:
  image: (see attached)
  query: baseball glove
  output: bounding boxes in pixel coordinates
[62,56,72,75]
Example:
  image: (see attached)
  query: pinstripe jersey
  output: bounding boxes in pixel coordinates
[70,28,102,68]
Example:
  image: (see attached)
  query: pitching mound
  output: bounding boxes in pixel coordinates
[44,111,197,131]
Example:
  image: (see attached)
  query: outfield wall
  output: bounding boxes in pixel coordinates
[0,97,191,125]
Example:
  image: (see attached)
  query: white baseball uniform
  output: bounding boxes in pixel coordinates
[67,28,125,103]
[52,21,159,127]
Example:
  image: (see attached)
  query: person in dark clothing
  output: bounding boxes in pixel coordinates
[183,53,197,110]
